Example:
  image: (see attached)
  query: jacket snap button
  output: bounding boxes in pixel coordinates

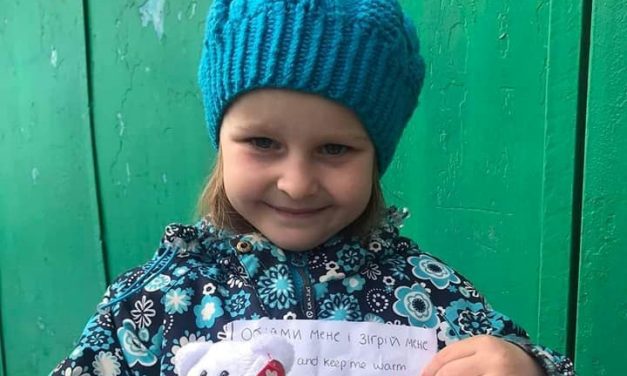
[236,241,251,253]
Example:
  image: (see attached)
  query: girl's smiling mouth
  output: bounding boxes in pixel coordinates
[265,203,329,217]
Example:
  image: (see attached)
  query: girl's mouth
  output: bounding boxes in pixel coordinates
[266,203,329,217]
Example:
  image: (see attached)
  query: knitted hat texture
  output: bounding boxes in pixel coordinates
[198,0,425,173]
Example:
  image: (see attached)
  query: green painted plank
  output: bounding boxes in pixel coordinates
[575,0,627,374]
[536,0,582,352]
[0,340,3,376]
[85,0,213,279]
[0,1,106,375]
[0,267,4,376]
[385,1,579,351]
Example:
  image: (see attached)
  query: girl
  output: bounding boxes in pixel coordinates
[51,0,575,375]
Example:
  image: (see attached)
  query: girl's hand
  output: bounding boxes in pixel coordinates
[421,335,545,376]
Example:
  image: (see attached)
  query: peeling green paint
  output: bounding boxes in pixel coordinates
[139,0,166,40]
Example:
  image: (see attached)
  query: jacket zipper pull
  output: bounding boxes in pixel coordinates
[290,254,317,319]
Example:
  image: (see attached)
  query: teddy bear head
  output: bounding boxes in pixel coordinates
[174,334,295,376]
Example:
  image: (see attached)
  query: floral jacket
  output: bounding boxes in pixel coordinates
[50,207,575,376]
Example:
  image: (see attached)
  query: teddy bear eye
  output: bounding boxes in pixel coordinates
[199,371,207,376]
[220,372,229,376]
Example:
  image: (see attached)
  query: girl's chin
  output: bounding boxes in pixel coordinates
[264,232,330,252]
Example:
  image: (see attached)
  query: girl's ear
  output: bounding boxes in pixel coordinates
[174,341,214,376]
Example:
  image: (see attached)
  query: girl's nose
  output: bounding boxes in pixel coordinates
[276,159,319,200]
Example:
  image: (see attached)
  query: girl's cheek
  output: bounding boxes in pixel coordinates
[325,169,366,193]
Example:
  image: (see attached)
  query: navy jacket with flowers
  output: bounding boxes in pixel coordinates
[50,207,575,376]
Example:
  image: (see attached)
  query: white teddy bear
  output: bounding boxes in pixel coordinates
[174,335,295,376]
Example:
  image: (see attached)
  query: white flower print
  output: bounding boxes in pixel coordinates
[227,266,248,288]
[383,276,395,286]
[130,295,156,329]
[92,351,121,376]
[369,240,383,253]
[227,274,245,288]
[436,320,459,346]
[169,333,208,367]
[309,253,328,269]
[283,311,297,320]
[319,260,346,283]
[319,268,346,283]
[62,366,89,376]
[367,289,390,313]
[362,263,382,280]
[203,282,216,295]
[99,312,113,327]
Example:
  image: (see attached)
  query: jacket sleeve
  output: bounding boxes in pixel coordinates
[49,311,131,376]
[469,290,576,376]
[503,335,576,376]
[49,268,162,376]
[408,247,576,376]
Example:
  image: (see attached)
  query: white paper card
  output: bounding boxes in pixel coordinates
[226,319,437,375]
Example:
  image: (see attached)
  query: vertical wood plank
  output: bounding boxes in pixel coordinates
[0,341,4,376]
[388,1,581,351]
[0,273,5,376]
[576,0,627,374]
[85,0,213,279]
[0,254,5,376]
[536,0,583,351]
[0,1,106,375]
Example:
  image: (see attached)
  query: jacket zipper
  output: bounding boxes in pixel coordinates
[289,255,317,319]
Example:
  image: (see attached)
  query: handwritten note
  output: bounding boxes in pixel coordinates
[226,319,437,375]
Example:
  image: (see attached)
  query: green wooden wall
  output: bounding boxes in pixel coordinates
[0,1,106,375]
[390,0,583,353]
[575,1,627,375]
[0,0,625,375]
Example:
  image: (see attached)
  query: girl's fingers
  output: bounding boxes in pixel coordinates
[431,356,483,376]
[421,340,477,376]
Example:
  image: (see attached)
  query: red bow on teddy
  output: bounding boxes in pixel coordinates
[256,359,286,376]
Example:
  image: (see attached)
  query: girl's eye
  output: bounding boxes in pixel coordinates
[248,137,277,150]
[219,371,230,376]
[322,144,349,155]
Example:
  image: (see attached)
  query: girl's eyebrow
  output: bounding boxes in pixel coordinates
[232,122,277,133]
[233,123,370,142]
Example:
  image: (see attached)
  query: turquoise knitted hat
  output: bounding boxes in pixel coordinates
[198,0,425,174]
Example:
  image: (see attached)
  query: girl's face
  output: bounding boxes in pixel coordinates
[220,89,375,251]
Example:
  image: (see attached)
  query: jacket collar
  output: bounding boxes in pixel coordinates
[195,206,410,283]
[101,207,408,312]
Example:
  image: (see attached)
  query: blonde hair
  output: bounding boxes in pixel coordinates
[195,150,386,238]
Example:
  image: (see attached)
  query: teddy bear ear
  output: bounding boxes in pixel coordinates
[249,335,295,372]
[174,341,215,376]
